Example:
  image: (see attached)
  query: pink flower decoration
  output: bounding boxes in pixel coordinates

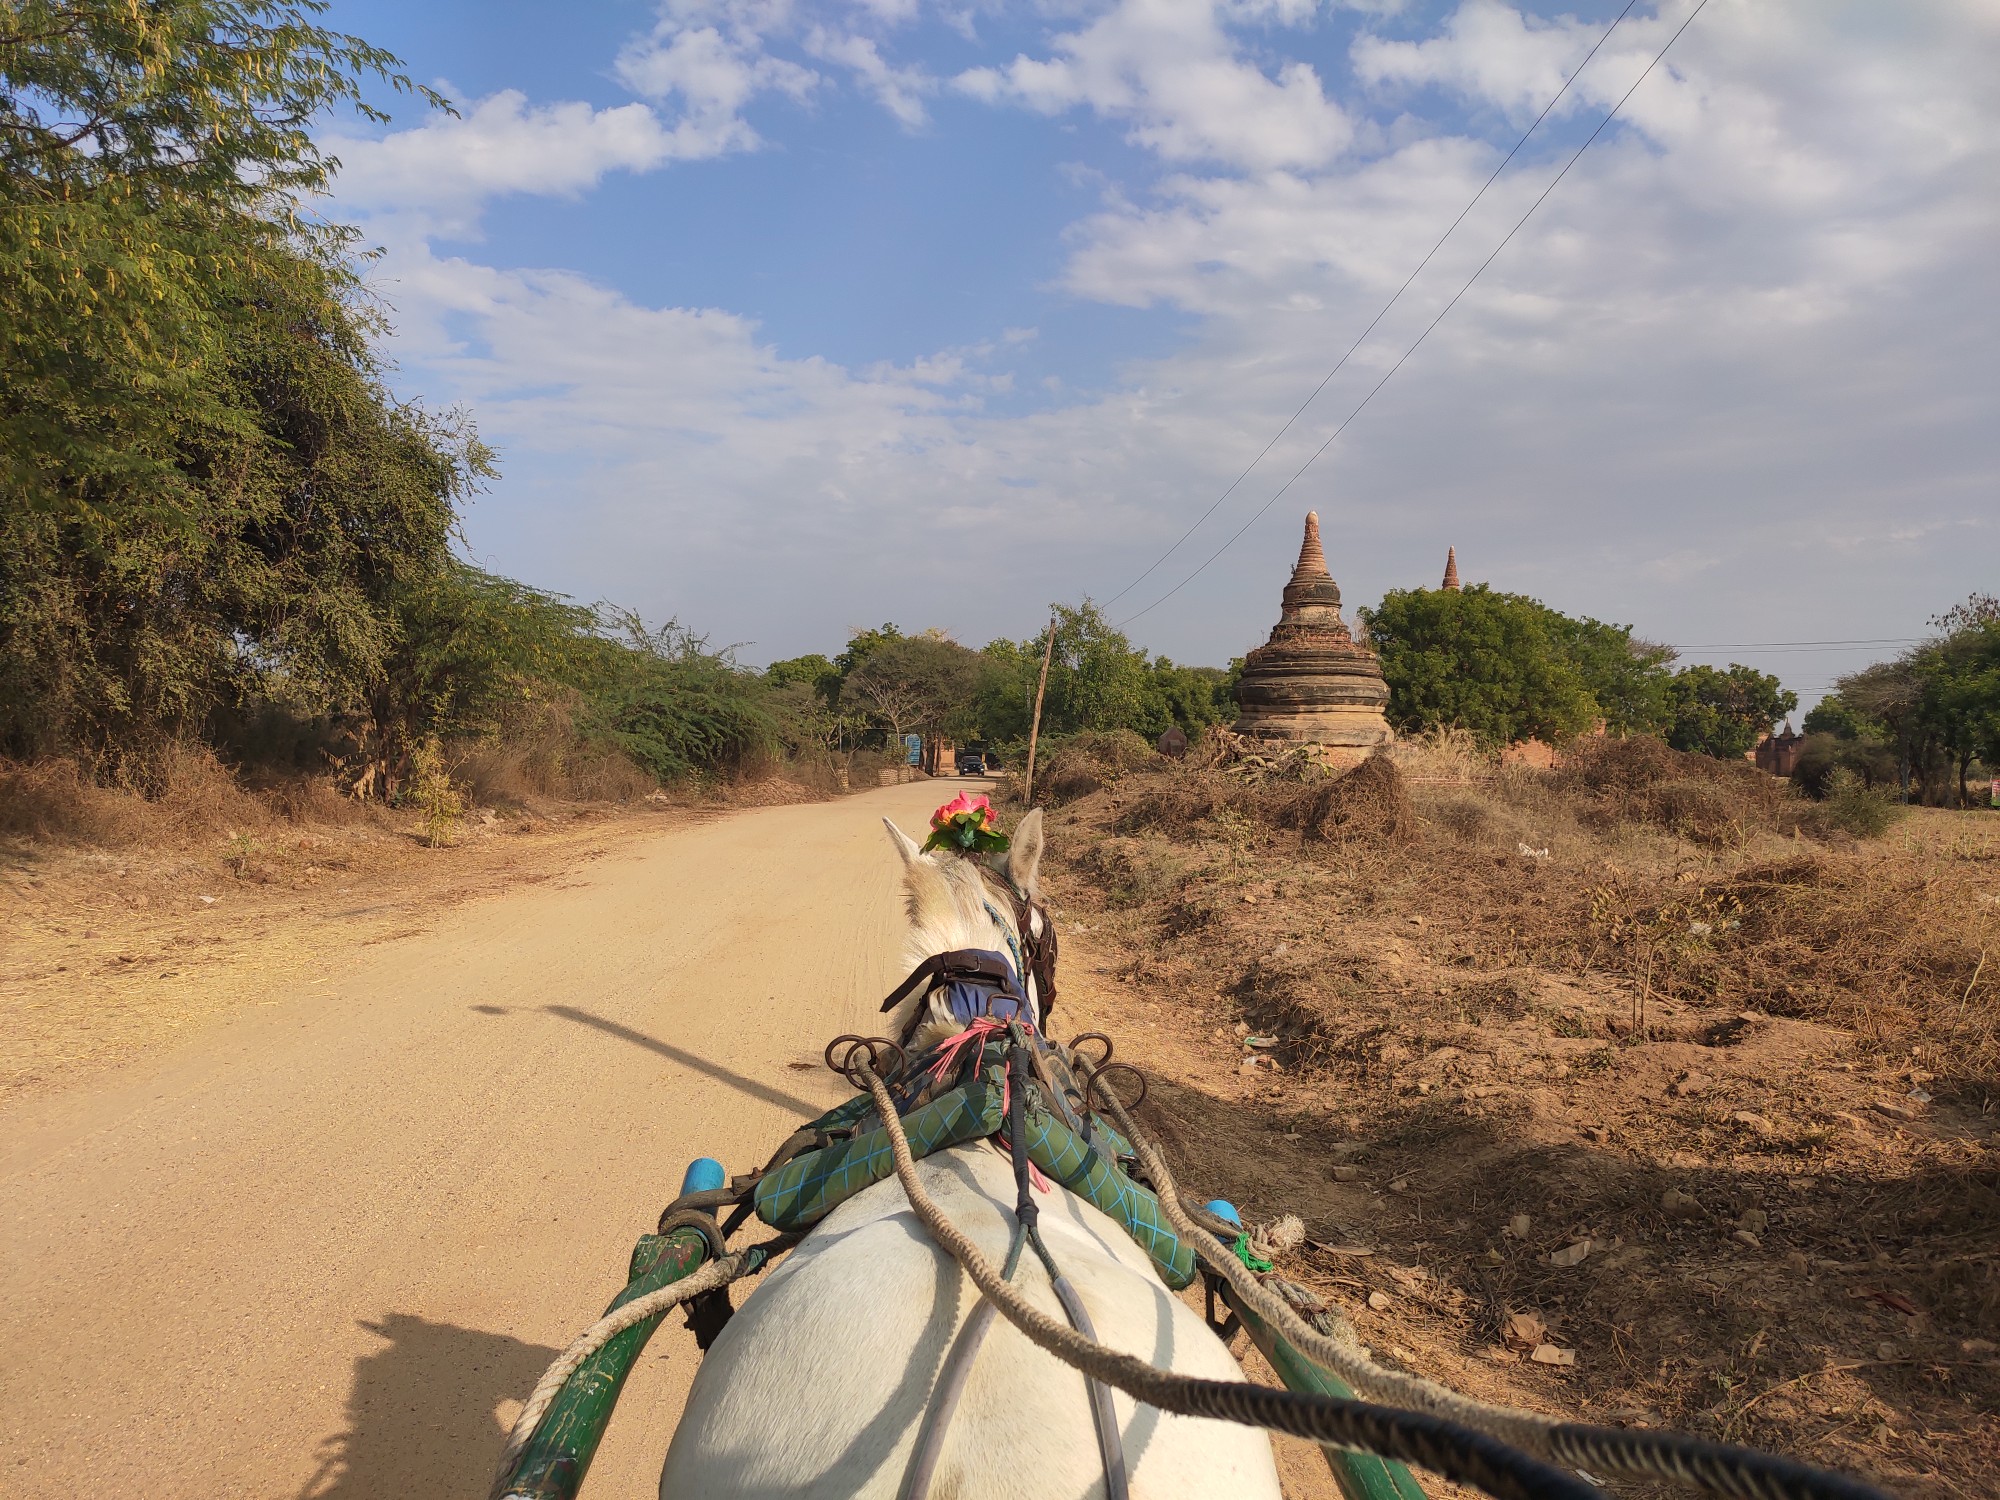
[931,791,994,831]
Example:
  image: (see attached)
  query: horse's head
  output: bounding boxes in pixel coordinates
[882,807,1051,1041]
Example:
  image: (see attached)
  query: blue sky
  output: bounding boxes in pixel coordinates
[314,1,1999,704]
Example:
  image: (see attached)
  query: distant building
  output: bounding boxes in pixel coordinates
[1231,512,1394,766]
[1754,724,1803,776]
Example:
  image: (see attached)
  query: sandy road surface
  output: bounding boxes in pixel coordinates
[1,780,967,1500]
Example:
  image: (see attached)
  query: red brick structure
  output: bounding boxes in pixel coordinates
[1753,724,1803,776]
[1231,513,1394,765]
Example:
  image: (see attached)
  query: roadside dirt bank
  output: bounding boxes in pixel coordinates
[1033,763,1999,1500]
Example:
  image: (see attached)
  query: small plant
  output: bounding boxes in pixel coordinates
[1818,767,1902,838]
[405,736,464,848]
[224,831,261,879]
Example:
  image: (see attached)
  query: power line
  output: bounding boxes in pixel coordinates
[1099,0,1642,611]
[1668,638,1918,648]
[1670,643,1919,655]
[1118,0,1711,630]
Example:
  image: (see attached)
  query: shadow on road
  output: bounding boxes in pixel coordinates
[536,1003,826,1115]
[299,1313,557,1500]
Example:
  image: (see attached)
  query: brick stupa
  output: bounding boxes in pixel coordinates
[1231,512,1393,760]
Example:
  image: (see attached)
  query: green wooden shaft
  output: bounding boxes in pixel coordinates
[1222,1286,1429,1500]
[498,1228,712,1500]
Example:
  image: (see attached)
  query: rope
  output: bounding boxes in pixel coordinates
[853,1064,1598,1500]
[1084,1075,1894,1500]
[490,1249,756,1500]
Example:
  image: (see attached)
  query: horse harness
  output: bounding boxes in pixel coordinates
[874,872,1058,1034]
[869,887,1123,1500]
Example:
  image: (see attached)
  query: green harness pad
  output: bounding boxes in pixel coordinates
[754,1077,1005,1232]
[1020,1106,1197,1290]
[754,1060,1194,1292]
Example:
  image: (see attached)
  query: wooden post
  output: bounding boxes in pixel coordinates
[1022,611,1057,806]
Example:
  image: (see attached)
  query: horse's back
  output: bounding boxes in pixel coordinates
[660,1143,1282,1498]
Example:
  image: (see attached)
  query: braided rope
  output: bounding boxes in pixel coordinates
[490,1250,753,1500]
[855,1066,1597,1500]
[1087,1079,1556,1452]
[1086,1076,1894,1500]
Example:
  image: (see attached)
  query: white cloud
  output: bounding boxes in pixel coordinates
[956,0,1353,172]
[1352,0,1601,120]
[805,27,936,127]
[614,17,819,142]
[325,92,683,235]
[333,0,2000,676]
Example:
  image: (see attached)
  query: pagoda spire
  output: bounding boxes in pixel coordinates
[1292,511,1330,584]
[1442,546,1460,591]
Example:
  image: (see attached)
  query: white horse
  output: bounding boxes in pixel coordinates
[659,809,1283,1499]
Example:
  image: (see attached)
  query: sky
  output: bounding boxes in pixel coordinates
[312,0,2000,707]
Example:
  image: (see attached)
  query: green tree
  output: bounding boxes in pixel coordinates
[834,624,903,678]
[589,614,780,784]
[842,634,984,742]
[1912,608,2000,806]
[0,0,478,776]
[765,653,840,703]
[1663,664,1797,761]
[1360,585,1604,746]
[1550,620,1677,734]
[1137,659,1233,740]
[2,0,443,519]
[1802,692,1884,741]
[977,602,1153,743]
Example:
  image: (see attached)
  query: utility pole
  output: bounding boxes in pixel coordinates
[1022,610,1057,807]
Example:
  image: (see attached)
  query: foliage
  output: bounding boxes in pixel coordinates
[1913,614,2000,803]
[1816,766,1900,838]
[588,615,781,785]
[403,735,462,846]
[2,0,444,518]
[1663,664,1797,761]
[1826,596,2000,805]
[0,0,483,777]
[1801,692,1883,741]
[1361,586,1609,746]
[1790,732,1898,798]
[1135,659,1234,741]
[370,562,597,747]
[974,602,1221,744]
[764,653,840,704]
[842,633,985,740]
[834,624,902,678]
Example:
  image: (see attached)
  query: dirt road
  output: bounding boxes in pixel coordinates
[1,780,964,1500]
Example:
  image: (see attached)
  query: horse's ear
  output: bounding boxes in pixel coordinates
[1007,808,1044,897]
[883,818,925,867]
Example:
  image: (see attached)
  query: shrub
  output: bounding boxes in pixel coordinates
[403,737,464,847]
[1815,766,1902,838]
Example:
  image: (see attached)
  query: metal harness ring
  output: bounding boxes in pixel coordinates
[826,1035,906,1091]
[1066,1031,1114,1068]
[1081,1060,1148,1120]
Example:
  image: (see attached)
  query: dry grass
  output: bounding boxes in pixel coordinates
[0,746,310,847]
[1041,740,2000,1500]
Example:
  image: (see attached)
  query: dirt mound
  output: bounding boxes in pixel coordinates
[1556,735,1787,848]
[1037,729,1161,804]
[1113,752,1414,847]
